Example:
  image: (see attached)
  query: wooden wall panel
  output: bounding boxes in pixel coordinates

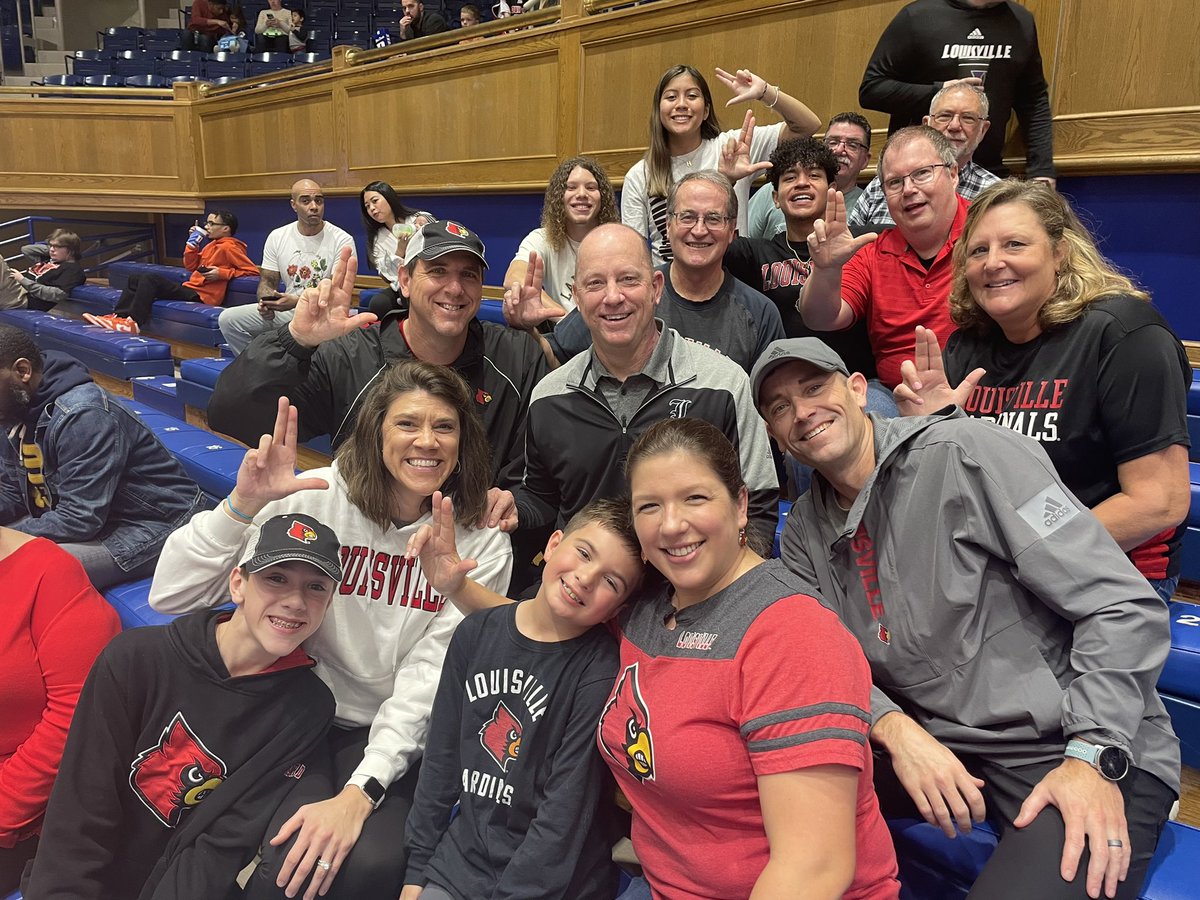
[1052,0,1200,116]
[341,52,560,189]
[1,0,1197,212]
[198,88,339,193]
[0,99,198,210]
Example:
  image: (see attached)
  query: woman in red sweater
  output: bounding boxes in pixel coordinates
[0,527,120,890]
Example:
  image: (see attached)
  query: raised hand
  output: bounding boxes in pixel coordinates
[405,491,479,598]
[1014,759,1130,899]
[807,187,878,270]
[714,67,768,107]
[480,486,518,532]
[718,110,773,183]
[502,251,564,331]
[893,325,986,416]
[230,397,329,517]
[288,247,377,349]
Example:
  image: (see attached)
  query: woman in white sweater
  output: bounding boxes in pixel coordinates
[149,361,511,900]
[622,64,820,266]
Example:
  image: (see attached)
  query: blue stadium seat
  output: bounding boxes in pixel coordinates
[158,48,207,78]
[132,374,185,418]
[0,308,173,380]
[205,51,248,80]
[103,577,176,628]
[117,398,245,497]
[226,275,261,307]
[773,499,790,559]
[82,74,125,88]
[40,73,82,87]
[107,260,188,289]
[98,26,144,53]
[887,819,1200,900]
[113,49,160,79]
[123,73,171,88]
[145,301,226,346]
[142,28,184,53]
[247,51,292,76]
[478,299,504,324]
[68,49,113,78]
[58,284,119,316]
[178,356,233,412]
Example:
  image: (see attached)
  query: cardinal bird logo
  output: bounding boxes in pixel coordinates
[130,712,228,828]
[479,701,523,773]
[445,222,470,238]
[287,520,318,543]
[598,663,655,782]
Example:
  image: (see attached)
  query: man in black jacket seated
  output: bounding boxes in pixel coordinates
[208,222,548,506]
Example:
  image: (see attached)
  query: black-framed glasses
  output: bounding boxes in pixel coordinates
[882,163,950,195]
[205,219,228,228]
[929,111,985,127]
[47,242,66,249]
[825,136,868,154]
[668,211,734,229]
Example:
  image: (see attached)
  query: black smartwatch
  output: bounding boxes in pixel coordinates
[356,776,387,810]
[1064,739,1130,781]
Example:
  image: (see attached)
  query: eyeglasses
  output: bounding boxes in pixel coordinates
[668,211,734,229]
[824,136,868,154]
[929,111,985,128]
[882,163,950,195]
[47,242,66,249]
[205,219,227,228]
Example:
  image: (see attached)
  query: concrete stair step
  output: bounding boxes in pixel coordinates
[24,61,67,78]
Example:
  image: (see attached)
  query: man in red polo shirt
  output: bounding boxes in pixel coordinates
[799,125,966,389]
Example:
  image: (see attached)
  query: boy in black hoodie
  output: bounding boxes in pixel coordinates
[24,513,342,900]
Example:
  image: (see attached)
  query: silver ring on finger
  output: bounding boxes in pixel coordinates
[1106,839,1124,848]
[316,858,332,871]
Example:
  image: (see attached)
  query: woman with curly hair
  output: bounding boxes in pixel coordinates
[502,156,618,322]
[622,64,820,266]
[895,179,1191,600]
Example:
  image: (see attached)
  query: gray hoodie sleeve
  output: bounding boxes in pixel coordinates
[951,427,1170,756]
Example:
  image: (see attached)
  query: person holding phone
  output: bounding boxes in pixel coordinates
[255,0,293,52]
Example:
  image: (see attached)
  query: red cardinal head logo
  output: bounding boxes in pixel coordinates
[479,701,523,773]
[598,663,655,782]
[130,712,227,828]
[445,222,470,238]
[287,520,318,543]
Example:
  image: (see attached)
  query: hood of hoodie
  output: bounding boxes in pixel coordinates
[165,607,316,693]
[26,350,92,427]
[207,235,251,255]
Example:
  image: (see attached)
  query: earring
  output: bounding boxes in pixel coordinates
[738,527,747,548]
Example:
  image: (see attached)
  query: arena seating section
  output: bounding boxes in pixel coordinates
[42,2,498,89]
[2,255,1198,898]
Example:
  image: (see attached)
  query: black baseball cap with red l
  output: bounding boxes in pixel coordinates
[402,220,488,270]
[238,513,343,582]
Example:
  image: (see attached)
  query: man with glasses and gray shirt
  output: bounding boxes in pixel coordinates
[799,125,965,391]
[850,84,999,227]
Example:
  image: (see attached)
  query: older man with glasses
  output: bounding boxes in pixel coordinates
[746,112,874,239]
[850,84,999,227]
[799,125,965,391]
[531,171,784,374]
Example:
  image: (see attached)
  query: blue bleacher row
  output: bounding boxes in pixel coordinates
[52,49,327,87]
[1,261,1199,899]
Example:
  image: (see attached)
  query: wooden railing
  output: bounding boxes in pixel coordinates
[0,0,1196,211]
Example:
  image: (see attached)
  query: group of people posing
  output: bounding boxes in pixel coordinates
[1,6,1191,897]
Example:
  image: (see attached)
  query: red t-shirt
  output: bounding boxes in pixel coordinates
[597,562,899,899]
[0,538,120,846]
[842,195,969,388]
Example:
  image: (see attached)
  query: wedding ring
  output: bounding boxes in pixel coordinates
[316,858,332,871]
[1107,839,1124,848]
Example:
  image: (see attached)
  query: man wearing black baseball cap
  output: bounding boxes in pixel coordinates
[209,222,548,521]
[751,337,1179,900]
[26,512,342,898]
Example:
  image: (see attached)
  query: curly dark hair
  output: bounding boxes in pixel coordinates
[541,156,619,251]
[768,137,838,191]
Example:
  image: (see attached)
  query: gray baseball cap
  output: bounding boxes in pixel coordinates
[750,338,850,407]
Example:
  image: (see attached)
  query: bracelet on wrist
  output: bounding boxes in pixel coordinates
[766,84,781,109]
[224,496,254,523]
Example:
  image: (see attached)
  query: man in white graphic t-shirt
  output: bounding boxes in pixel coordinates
[219,178,356,354]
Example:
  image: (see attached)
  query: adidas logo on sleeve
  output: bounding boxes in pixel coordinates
[1016,486,1079,538]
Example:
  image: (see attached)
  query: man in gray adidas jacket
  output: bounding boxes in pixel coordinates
[751,337,1178,900]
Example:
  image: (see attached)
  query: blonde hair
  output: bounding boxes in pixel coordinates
[949,179,1149,335]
